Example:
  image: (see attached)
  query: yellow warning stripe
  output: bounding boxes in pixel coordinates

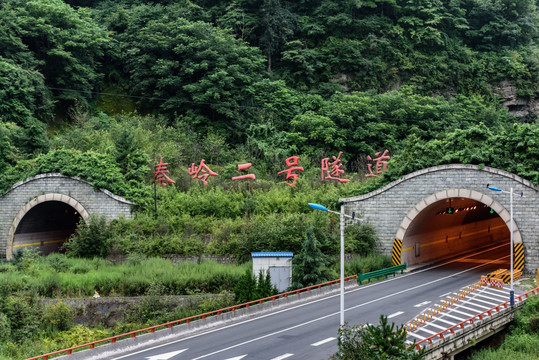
[514,243,524,271]
[392,238,402,265]
[13,239,66,248]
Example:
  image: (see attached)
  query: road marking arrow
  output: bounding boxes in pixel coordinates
[146,349,188,360]
[223,355,247,360]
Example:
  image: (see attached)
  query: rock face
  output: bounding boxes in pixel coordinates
[491,80,539,118]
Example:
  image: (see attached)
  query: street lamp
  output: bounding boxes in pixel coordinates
[487,184,524,307]
[308,202,361,326]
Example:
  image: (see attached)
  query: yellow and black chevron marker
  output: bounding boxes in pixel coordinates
[514,242,524,272]
[392,238,402,266]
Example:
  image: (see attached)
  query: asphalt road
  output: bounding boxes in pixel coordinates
[105,243,514,360]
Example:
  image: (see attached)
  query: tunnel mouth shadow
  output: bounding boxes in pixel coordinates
[397,192,515,269]
[12,201,82,256]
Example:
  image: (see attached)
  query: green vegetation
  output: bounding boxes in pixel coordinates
[2,252,249,298]
[333,314,424,360]
[467,295,539,360]
[0,0,538,358]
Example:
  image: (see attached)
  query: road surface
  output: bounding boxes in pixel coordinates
[104,243,514,360]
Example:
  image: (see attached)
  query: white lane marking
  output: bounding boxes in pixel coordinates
[439,292,452,298]
[433,317,456,325]
[407,332,426,340]
[311,337,335,346]
[481,289,510,300]
[456,300,489,312]
[224,356,246,360]
[483,287,510,295]
[427,322,451,331]
[447,308,475,317]
[111,245,510,360]
[440,313,466,321]
[146,349,188,360]
[414,301,431,307]
[415,327,437,335]
[270,354,294,360]
[388,311,404,319]
[469,294,501,307]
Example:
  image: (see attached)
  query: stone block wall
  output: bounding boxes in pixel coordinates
[341,165,539,273]
[0,173,134,259]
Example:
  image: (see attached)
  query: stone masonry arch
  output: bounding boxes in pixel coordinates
[341,164,538,273]
[6,193,91,259]
[0,173,134,259]
[396,189,522,244]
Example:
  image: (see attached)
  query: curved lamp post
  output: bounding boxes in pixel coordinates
[487,184,524,307]
[308,202,361,326]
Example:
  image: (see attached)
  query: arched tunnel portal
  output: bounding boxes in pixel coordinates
[12,200,84,256]
[399,196,511,268]
[340,165,536,273]
[0,173,134,260]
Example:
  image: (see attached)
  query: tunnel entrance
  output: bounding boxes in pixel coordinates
[13,201,81,256]
[401,197,510,267]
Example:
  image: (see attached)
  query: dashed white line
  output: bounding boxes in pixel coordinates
[388,311,404,319]
[414,301,431,307]
[311,337,336,346]
[270,354,294,360]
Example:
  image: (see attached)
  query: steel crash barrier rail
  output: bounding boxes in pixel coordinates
[25,275,358,360]
[357,263,407,284]
[412,287,539,350]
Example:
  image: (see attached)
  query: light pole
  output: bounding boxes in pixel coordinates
[308,202,361,326]
[487,184,523,307]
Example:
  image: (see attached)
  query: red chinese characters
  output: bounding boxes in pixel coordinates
[189,159,218,185]
[366,149,390,177]
[232,163,256,181]
[278,156,304,186]
[153,158,175,186]
[321,152,349,183]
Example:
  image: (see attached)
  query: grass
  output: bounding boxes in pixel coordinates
[0,254,250,298]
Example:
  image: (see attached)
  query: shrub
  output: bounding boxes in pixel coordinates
[63,215,111,258]
[46,253,69,272]
[53,325,110,348]
[333,315,423,359]
[42,301,74,333]
[0,313,11,342]
[345,254,393,276]
[345,223,379,256]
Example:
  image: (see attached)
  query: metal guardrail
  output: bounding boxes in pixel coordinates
[25,275,358,360]
[357,263,407,284]
[412,286,539,350]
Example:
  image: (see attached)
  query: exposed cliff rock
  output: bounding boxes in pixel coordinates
[492,80,539,118]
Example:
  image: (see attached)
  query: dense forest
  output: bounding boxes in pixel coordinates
[0,1,538,358]
[1,0,538,258]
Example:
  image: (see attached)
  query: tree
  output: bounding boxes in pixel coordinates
[291,226,333,289]
[333,314,424,360]
[123,15,265,141]
[345,223,379,256]
[113,125,149,183]
[233,269,277,303]
[259,0,298,72]
[0,0,109,109]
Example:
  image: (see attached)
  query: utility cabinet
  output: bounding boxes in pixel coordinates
[251,252,293,292]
